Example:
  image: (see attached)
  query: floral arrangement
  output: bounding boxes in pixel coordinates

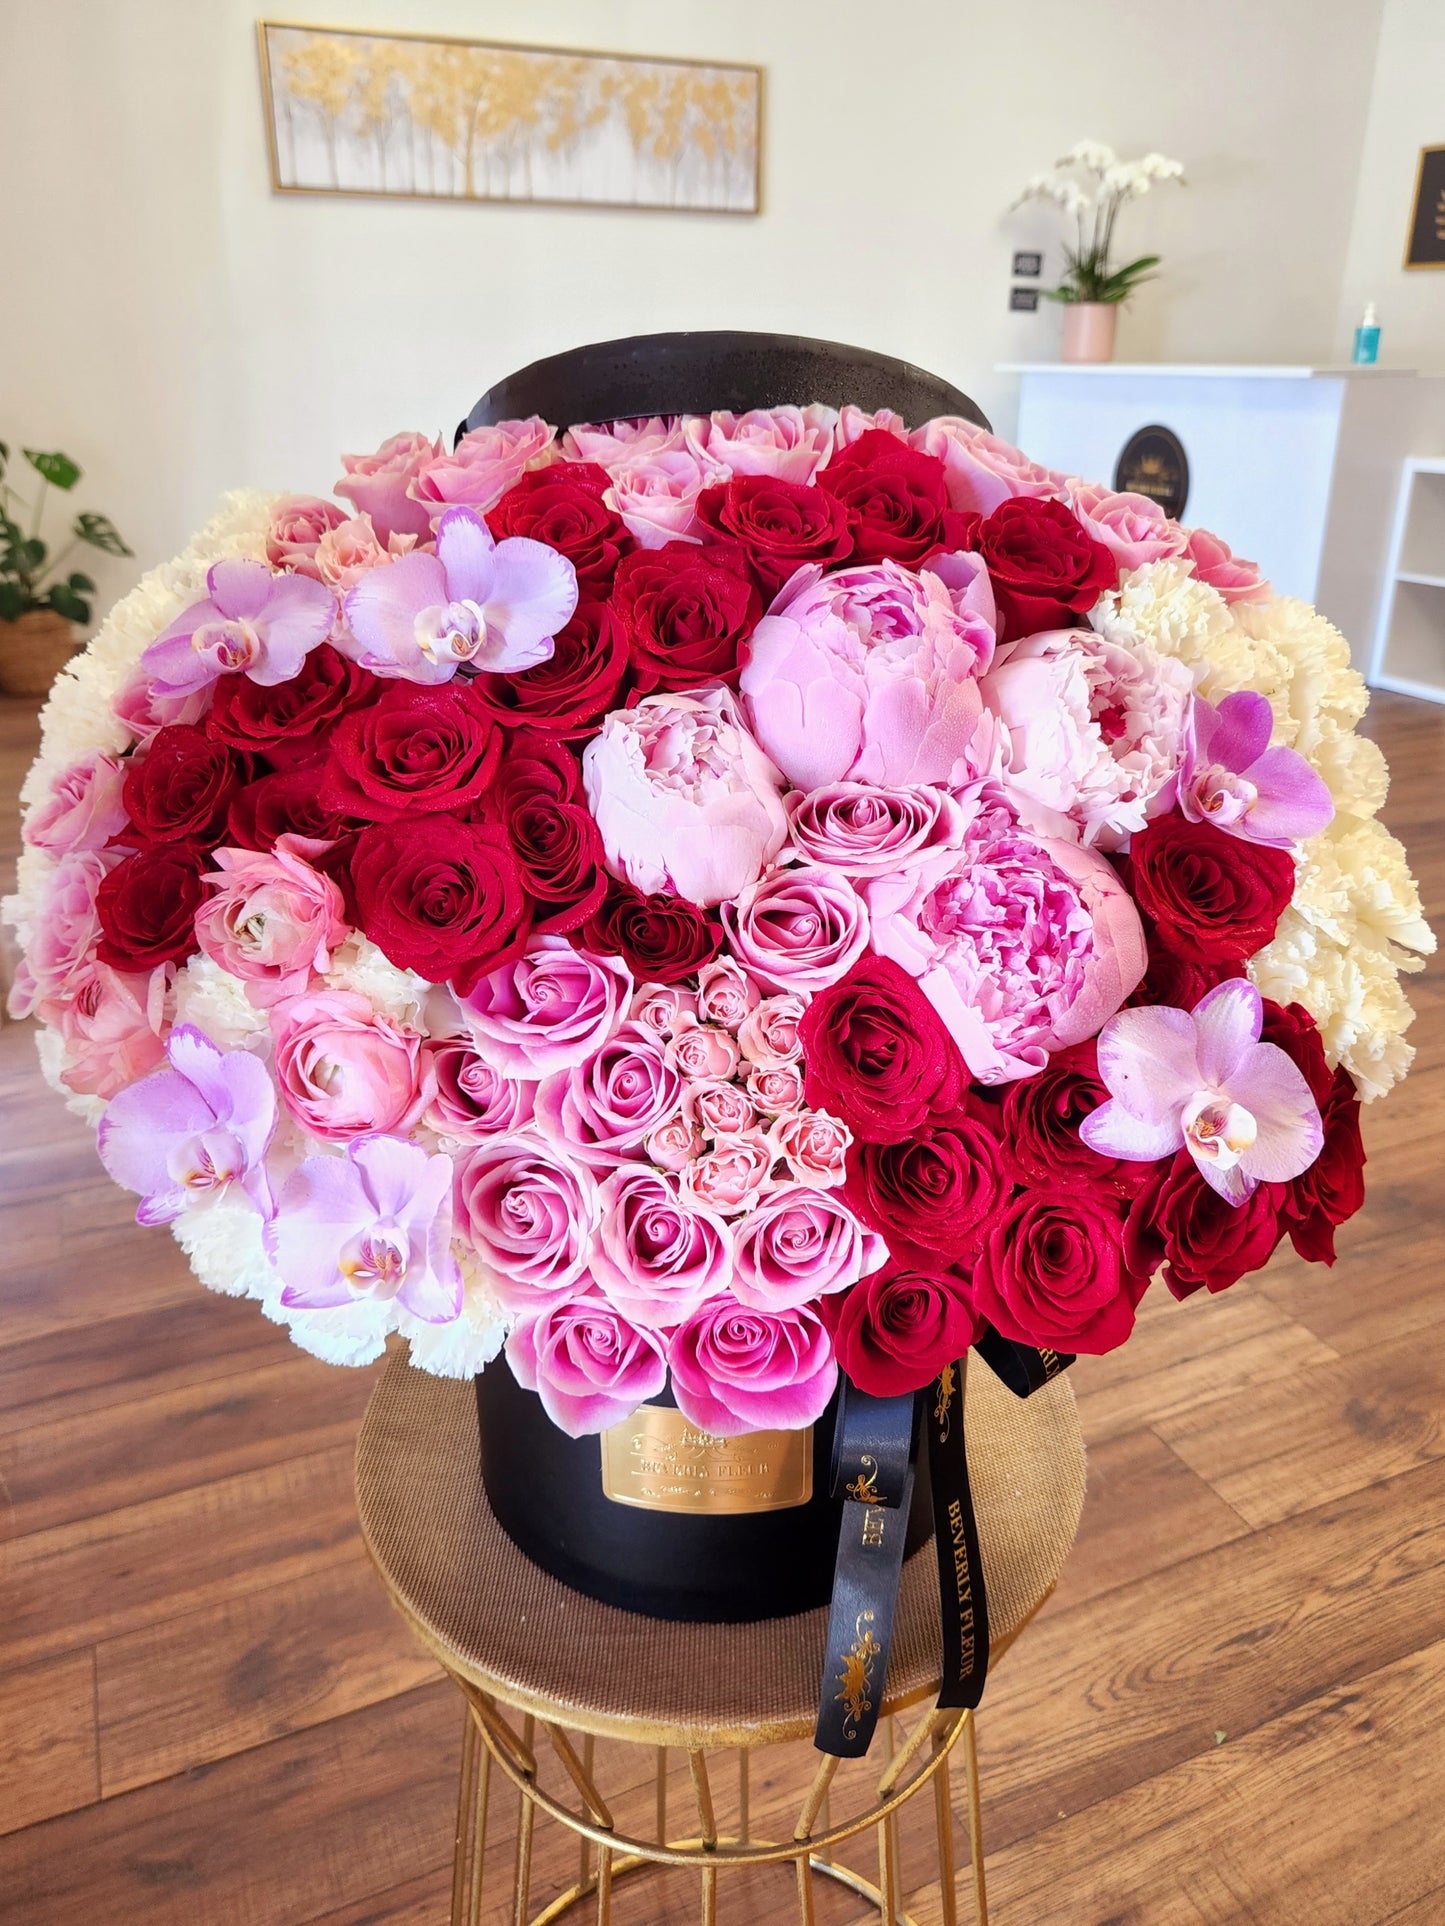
[6,402,1432,1442]
[1013,140,1185,306]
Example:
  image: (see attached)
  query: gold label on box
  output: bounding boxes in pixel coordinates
[599,1405,813,1515]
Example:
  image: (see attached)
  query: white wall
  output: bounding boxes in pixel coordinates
[2,0,1387,607]
[1336,0,1445,373]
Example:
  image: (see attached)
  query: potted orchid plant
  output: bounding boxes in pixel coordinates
[0,443,132,697]
[1012,141,1185,363]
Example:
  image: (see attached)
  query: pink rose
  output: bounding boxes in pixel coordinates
[668,1298,838,1433]
[507,1293,669,1437]
[738,560,991,793]
[562,416,683,467]
[909,417,1065,515]
[679,1131,777,1215]
[1069,482,1188,572]
[629,982,698,1042]
[410,418,557,521]
[865,807,1147,1083]
[460,940,631,1078]
[604,445,728,549]
[422,1036,534,1143]
[533,1023,683,1166]
[589,1165,732,1327]
[336,431,442,544]
[54,960,170,1100]
[270,989,432,1140]
[645,1113,705,1172]
[722,864,870,994]
[772,1109,851,1187]
[582,687,788,908]
[111,669,208,745]
[686,406,836,484]
[24,752,130,855]
[738,993,807,1069]
[836,405,908,447]
[682,1077,757,1140]
[267,494,348,579]
[731,1189,884,1310]
[453,1129,601,1308]
[664,1016,741,1082]
[315,512,419,591]
[746,1061,806,1115]
[1184,527,1272,604]
[786,780,969,879]
[196,839,348,1007]
[12,848,117,1015]
[695,957,760,1030]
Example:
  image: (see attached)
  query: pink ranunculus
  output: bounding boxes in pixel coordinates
[679,1131,777,1216]
[980,627,1193,849]
[772,1108,851,1187]
[682,1077,757,1140]
[111,668,209,745]
[865,807,1148,1084]
[1068,482,1188,572]
[695,957,760,1031]
[737,993,807,1070]
[589,1165,733,1327]
[315,512,419,591]
[270,989,432,1141]
[722,864,870,995]
[507,1293,669,1437]
[55,960,170,1100]
[460,939,632,1079]
[645,1113,705,1172]
[909,417,1065,515]
[422,1036,535,1144]
[668,1297,838,1434]
[738,560,991,794]
[196,839,348,1008]
[744,1060,805,1116]
[629,982,698,1042]
[452,1130,601,1309]
[533,1023,683,1166]
[14,847,118,1015]
[561,416,684,467]
[336,431,443,544]
[836,405,908,448]
[603,445,729,549]
[785,780,969,880]
[664,1016,741,1083]
[24,751,130,855]
[1183,527,1271,604]
[582,687,788,908]
[267,494,348,579]
[687,406,837,483]
[731,1189,884,1311]
[410,417,557,522]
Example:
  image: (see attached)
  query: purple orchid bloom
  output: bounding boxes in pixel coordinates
[265,1135,462,1324]
[340,505,577,685]
[1081,979,1324,1205]
[139,559,335,696]
[1178,690,1333,848]
[97,1024,277,1225]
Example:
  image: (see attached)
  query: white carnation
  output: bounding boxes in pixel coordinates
[325,934,430,1029]
[398,1252,508,1378]
[1249,915,1418,1100]
[1090,559,1232,666]
[265,1297,395,1368]
[172,1195,279,1299]
[172,955,272,1050]
[1309,731,1388,819]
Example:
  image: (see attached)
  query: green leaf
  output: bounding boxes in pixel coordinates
[45,584,90,624]
[0,582,26,621]
[0,441,8,479]
[24,449,81,491]
[67,571,97,593]
[74,510,132,557]
[18,537,46,571]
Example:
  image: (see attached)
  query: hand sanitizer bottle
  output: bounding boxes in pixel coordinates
[1353,302,1381,366]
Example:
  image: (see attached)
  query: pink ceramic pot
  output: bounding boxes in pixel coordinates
[1061,303,1119,364]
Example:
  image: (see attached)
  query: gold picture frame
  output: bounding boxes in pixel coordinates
[1403,143,1445,269]
[256,20,763,216]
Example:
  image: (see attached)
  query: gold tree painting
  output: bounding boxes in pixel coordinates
[258,23,761,213]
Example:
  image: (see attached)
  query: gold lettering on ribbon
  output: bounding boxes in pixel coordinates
[835,1610,882,1741]
[1037,1348,1062,1380]
[846,1453,884,1506]
[947,1497,977,1677]
[933,1363,957,1443]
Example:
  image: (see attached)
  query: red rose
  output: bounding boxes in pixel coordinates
[228,768,357,851]
[799,955,967,1145]
[467,600,629,736]
[612,543,762,694]
[487,461,632,593]
[1283,1065,1365,1264]
[121,725,249,846]
[349,817,531,991]
[1000,1039,1152,1196]
[578,881,722,984]
[695,474,853,596]
[95,841,208,969]
[821,1261,981,1398]
[504,797,608,936]
[206,643,374,768]
[1260,998,1333,1107]
[1126,929,1242,1010]
[1126,813,1295,965]
[959,495,1116,638]
[968,1190,1149,1355]
[815,430,967,567]
[844,1111,1008,1261]
[1124,1151,1287,1300]
[321,681,501,822]
[489,731,584,812]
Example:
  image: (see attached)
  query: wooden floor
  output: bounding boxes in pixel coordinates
[0,689,1442,1925]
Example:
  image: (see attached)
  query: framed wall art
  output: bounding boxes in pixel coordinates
[1404,144,1445,269]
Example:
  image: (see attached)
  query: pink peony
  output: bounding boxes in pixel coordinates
[507,1293,669,1436]
[731,1189,884,1311]
[315,513,419,591]
[738,559,992,793]
[582,687,788,908]
[453,1130,601,1309]
[629,982,698,1042]
[336,431,442,544]
[1183,527,1271,605]
[686,406,836,483]
[533,1023,683,1166]
[267,495,348,579]
[1068,482,1188,571]
[695,957,760,1031]
[422,1036,535,1143]
[270,989,432,1140]
[668,1297,837,1434]
[785,780,969,879]
[410,418,557,521]
[737,993,807,1069]
[603,445,729,549]
[744,1061,805,1115]
[772,1108,851,1187]
[679,1131,777,1215]
[24,752,130,855]
[196,839,348,1007]
[722,864,870,995]
[55,960,170,1100]
[909,418,1065,515]
[460,939,632,1078]
[664,1017,741,1082]
[589,1165,733,1327]
[682,1077,757,1140]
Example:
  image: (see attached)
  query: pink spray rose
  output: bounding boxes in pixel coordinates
[682,1077,758,1140]
[629,982,698,1042]
[422,1036,534,1143]
[679,1131,778,1216]
[664,1016,741,1082]
[785,780,969,879]
[562,416,684,467]
[195,839,348,1007]
[267,494,348,579]
[315,513,419,591]
[24,752,130,855]
[588,1165,733,1327]
[686,406,836,484]
[722,864,870,995]
[738,993,807,1070]
[336,431,443,544]
[668,1297,838,1433]
[533,1023,683,1166]
[452,1130,601,1309]
[731,1189,885,1311]
[1068,482,1189,571]
[507,1294,669,1437]
[581,687,788,908]
[695,957,760,1031]
[738,559,992,793]
[744,1060,805,1116]
[460,939,632,1078]
[270,989,432,1140]
[55,960,170,1100]
[10,847,117,1016]
[836,405,908,447]
[645,1114,705,1171]
[909,418,1065,515]
[111,668,209,744]
[603,444,729,549]
[410,417,557,521]
[1183,527,1271,604]
[771,1108,851,1187]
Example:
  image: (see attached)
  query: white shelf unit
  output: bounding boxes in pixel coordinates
[1369,459,1445,702]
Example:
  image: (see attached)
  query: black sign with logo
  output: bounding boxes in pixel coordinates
[1009,286,1040,312]
[1113,423,1189,521]
[1405,145,1445,269]
[1012,251,1043,278]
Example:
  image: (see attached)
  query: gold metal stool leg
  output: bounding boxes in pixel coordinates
[960,1711,988,1926]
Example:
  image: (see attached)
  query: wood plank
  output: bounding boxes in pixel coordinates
[1262,1223,1445,1357]
[0,1653,98,1838]
[306,1869,453,1926]
[97,1556,440,1796]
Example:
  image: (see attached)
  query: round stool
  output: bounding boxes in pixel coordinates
[355,1351,1085,1926]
